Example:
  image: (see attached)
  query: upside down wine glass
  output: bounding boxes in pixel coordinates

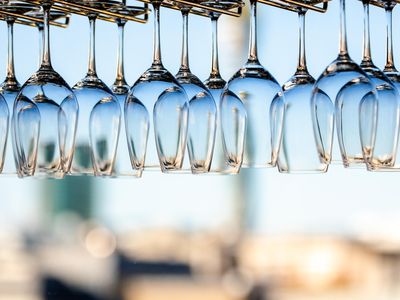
[376,0,400,170]
[127,0,188,173]
[225,0,283,169]
[277,9,329,173]
[204,0,246,174]
[13,0,78,178]
[311,0,376,167]
[357,0,400,170]
[109,7,142,177]
[0,15,19,175]
[72,1,121,176]
[0,2,40,176]
[175,3,216,174]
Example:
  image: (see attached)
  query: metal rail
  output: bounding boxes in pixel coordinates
[258,0,329,13]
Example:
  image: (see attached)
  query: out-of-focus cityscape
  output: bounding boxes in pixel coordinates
[2,0,400,299]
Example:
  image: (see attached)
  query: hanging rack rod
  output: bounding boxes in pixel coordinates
[137,0,243,17]
[0,8,70,27]
[21,0,150,24]
[258,0,329,13]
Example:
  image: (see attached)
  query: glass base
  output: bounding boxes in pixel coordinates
[278,169,328,174]
[241,164,275,168]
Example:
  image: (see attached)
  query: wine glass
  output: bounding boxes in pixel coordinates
[357,0,400,170]
[203,0,246,174]
[126,0,188,173]
[174,3,216,174]
[311,0,376,166]
[378,0,400,170]
[109,6,144,177]
[71,0,121,176]
[224,0,284,169]
[0,1,37,175]
[277,8,331,173]
[13,0,78,178]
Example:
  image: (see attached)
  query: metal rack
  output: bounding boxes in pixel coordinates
[0,4,70,27]
[138,0,243,18]
[0,0,332,30]
[0,0,333,43]
[24,0,150,23]
[258,0,329,13]
[369,0,398,8]
[0,0,248,30]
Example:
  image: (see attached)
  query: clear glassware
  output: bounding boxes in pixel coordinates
[378,0,400,170]
[220,89,246,173]
[277,9,331,173]
[311,0,376,165]
[175,4,216,174]
[109,8,143,177]
[127,0,188,173]
[0,99,7,175]
[358,0,400,170]
[0,2,37,175]
[225,0,284,169]
[203,0,246,174]
[71,1,121,176]
[13,0,78,178]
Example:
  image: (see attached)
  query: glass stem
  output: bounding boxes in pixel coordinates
[361,1,372,65]
[115,20,127,84]
[37,23,44,69]
[152,2,162,67]
[295,11,308,75]
[41,4,52,68]
[87,15,97,77]
[6,19,16,82]
[247,0,259,63]
[384,4,396,72]
[210,15,221,78]
[339,0,349,57]
[179,9,190,72]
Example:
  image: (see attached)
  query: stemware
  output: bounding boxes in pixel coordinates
[109,6,142,177]
[0,2,38,175]
[175,3,216,174]
[277,9,330,173]
[13,0,78,178]
[357,0,400,170]
[203,0,246,174]
[224,0,284,169]
[71,0,121,176]
[127,0,188,173]
[379,0,400,170]
[311,0,376,166]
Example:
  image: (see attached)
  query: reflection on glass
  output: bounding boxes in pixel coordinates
[220,90,246,173]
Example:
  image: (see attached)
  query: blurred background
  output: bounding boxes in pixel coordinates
[1,0,400,299]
